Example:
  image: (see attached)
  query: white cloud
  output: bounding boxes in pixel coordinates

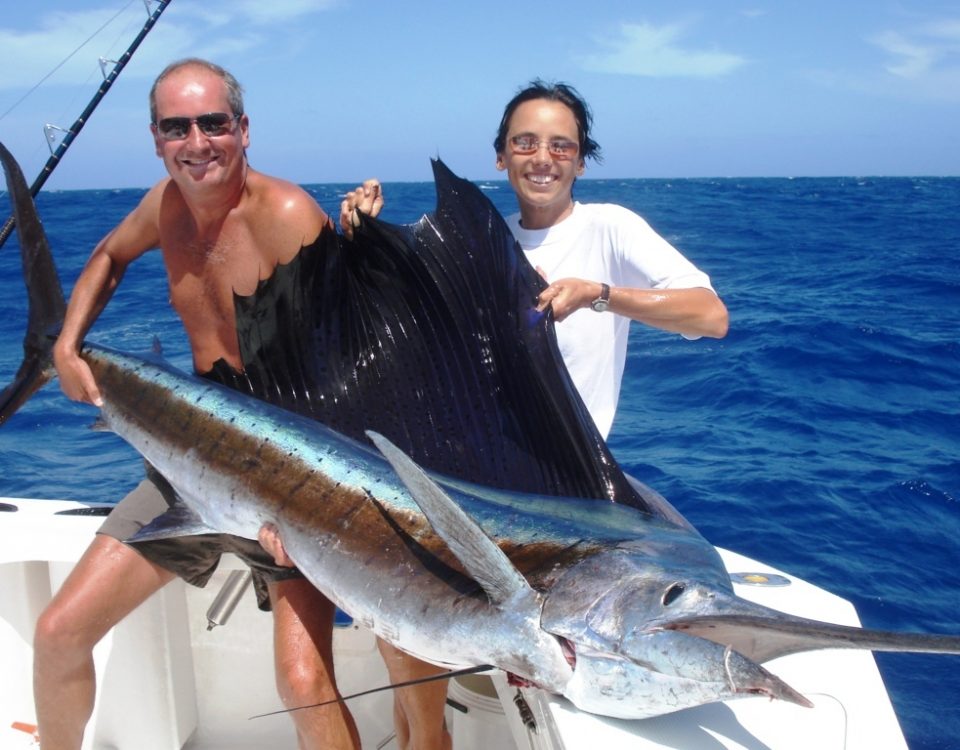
[805,18,960,104]
[872,31,938,77]
[579,21,746,79]
[869,18,960,79]
[0,1,337,92]
[920,18,960,42]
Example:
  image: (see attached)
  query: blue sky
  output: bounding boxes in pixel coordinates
[0,0,958,190]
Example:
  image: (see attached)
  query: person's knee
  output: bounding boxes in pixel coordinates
[270,580,339,707]
[35,600,97,659]
[275,654,338,707]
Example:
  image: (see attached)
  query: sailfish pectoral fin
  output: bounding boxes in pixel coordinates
[367,429,535,607]
[126,495,220,543]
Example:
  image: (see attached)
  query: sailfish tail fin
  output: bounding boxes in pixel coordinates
[0,142,66,425]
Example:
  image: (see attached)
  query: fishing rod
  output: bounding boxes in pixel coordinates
[0,0,172,250]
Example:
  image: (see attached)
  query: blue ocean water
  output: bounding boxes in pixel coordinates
[1,174,958,749]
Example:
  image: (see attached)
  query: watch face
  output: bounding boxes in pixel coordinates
[591,282,610,312]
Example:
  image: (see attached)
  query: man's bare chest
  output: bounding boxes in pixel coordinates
[163,239,268,331]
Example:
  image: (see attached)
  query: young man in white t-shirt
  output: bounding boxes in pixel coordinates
[494,79,729,438]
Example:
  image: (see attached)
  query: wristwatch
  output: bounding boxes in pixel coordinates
[591,283,611,312]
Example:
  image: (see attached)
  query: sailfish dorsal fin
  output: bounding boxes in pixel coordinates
[208,160,654,514]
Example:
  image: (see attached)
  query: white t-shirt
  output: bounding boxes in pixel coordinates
[507,202,715,438]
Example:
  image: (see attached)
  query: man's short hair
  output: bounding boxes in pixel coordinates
[149,58,245,123]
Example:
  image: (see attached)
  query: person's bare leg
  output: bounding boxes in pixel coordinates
[269,578,360,750]
[33,535,176,750]
[377,638,452,750]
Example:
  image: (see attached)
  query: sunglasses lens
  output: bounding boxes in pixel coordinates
[157,117,190,140]
[197,113,233,136]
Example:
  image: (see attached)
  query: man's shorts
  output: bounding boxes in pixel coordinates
[98,464,303,610]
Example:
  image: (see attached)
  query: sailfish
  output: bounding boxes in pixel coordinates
[1,139,959,720]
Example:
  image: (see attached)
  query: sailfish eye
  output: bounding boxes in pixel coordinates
[662,582,686,607]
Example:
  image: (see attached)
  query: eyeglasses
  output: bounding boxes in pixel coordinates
[509,135,579,159]
[154,112,241,141]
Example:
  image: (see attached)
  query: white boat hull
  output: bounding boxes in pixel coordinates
[0,498,907,750]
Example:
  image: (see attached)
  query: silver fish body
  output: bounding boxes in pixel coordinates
[89,343,812,717]
[84,347,828,718]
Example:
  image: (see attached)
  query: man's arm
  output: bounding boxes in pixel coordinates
[53,184,164,405]
[536,280,729,338]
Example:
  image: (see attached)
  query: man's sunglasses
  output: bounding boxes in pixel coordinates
[154,112,241,141]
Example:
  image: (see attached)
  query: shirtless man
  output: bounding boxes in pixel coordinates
[34,58,380,750]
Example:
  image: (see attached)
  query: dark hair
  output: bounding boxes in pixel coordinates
[493,79,602,163]
[149,58,245,124]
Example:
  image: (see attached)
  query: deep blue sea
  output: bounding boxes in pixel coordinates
[1,174,958,749]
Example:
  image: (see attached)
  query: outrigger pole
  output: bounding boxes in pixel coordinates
[0,0,172,250]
